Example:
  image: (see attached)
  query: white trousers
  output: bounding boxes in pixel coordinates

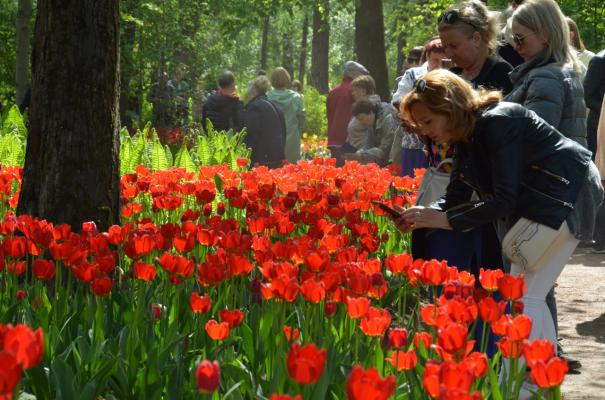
[510,231,579,346]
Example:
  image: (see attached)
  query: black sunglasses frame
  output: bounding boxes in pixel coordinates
[438,10,480,32]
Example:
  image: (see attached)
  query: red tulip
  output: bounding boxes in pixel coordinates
[360,307,391,337]
[205,320,230,340]
[324,300,338,316]
[16,290,27,301]
[387,349,418,371]
[347,365,396,400]
[283,326,300,342]
[478,268,503,292]
[0,350,23,395]
[523,339,555,368]
[497,337,526,359]
[437,324,470,360]
[530,358,568,389]
[195,359,220,394]
[478,297,504,323]
[2,324,44,369]
[270,395,302,400]
[132,261,157,282]
[91,276,113,297]
[497,274,526,301]
[300,279,326,303]
[387,328,408,348]
[462,352,488,378]
[32,259,56,280]
[418,259,450,286]
[219,309,244,327]
[414,332,433,351]
[286,343,326,384]
[346,296,370,319]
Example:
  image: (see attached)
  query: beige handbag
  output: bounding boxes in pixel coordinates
[415,159,452,207]
[502,218,570,273]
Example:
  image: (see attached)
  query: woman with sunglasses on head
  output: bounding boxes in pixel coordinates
[504,0,589,370]
[398,70,603,396]
[438,0,513,94]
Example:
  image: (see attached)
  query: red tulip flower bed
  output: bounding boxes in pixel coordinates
[0,161,567,399]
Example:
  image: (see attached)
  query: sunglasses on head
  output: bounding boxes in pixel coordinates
[438,10,480,31]
[414,79,431,94]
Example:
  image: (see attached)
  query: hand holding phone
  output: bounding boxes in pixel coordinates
[372,200,402,219]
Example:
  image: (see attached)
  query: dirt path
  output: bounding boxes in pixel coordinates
[557,249,605,400]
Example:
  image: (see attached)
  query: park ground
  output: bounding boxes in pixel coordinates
[559,249,605,400]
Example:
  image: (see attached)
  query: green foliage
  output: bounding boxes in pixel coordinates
[302,86,327,136]
[0,0,17,102]
[0,105,25,166]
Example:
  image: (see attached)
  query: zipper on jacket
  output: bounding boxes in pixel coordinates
[458,176,481,193]
[530,165,570,184]
[521,183,574,209]
[448,201,486,220]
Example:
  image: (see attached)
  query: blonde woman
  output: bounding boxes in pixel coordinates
[438,0,513,93]
[267,67,305,163]
[398,71,602,370]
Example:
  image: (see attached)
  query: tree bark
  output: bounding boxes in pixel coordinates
[310,0,329,94]
[396,25,406,78]
[298,13,309,83]
[355,0,390,101]
[282,30,294,77]
[15,0,32,106]
[260,15,270,71]
[18,0,121,232]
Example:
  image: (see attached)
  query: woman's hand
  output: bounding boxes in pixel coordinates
[400,206,452,230]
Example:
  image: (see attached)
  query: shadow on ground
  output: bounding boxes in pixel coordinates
[576,312,605,344]
[569,251,605,268]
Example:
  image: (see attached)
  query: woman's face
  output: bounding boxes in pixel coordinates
[351,86,367,101]
[427,51,446,71]
[439,28,484,71]
[511,20,547,61]
[410,102,452,145]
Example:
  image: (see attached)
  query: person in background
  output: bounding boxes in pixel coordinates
[566,17,594,78]
[267,67,306,163]
[148,72,176,129]
[202,71,244,133]
[243,76,286,169]
[291,80,303,94]
[497,1,525,67]
[326,61,369,149]
[584,50,605,253]
[585,50,605,158]
[505,0,588,371]
[345,75,387,151]
[391,38,446,177]
[438,0,513,94]
[169,67,190,126]
[399,69,602,397]
[342,99,397,167]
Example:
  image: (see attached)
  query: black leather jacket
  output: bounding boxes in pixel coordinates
[437,102,592,232]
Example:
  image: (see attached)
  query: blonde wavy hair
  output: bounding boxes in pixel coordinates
[513,0,581,72]
[400,69,502,143]
[437,0,500,54]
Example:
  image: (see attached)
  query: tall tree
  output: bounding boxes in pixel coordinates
[18,0,121,231]
[355,0,390,100]
[15,0,32,106]
[309,0,329,94]
[260,15,270,71]
[298,13,309,83]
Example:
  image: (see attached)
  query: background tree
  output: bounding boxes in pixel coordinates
[15,0,31,106]
[17,0,121,231]
[355,0,390,100]
[310,0,330,94]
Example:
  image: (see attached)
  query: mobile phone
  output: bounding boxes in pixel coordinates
[372,200,401,218]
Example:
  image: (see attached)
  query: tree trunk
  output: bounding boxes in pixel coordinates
[282,30,294,76]
[18,0,121,232]
[310,0,329,94]
[396,26,406,78]
[298,14,309,83]
[15,0,32,106]
[260,15,270,71]
[355,0,390,101]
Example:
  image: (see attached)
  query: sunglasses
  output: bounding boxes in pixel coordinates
[511,32,533,47]
[438,10,480,31]
[414,79,432,94]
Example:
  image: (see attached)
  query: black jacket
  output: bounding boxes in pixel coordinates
[202,92,244,133]
[243,95,286,168]
[583,50,605,157]
[451,56,513,95]
[438,102,592,232]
